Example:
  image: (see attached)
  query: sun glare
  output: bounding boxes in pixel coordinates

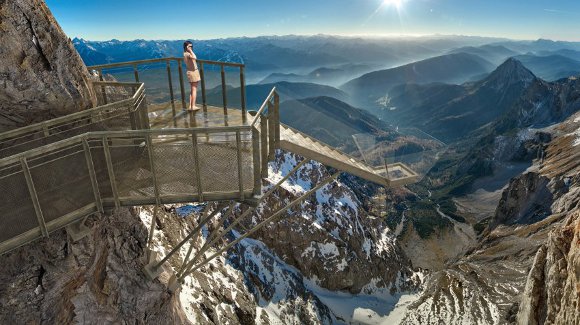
[383,0,404,9]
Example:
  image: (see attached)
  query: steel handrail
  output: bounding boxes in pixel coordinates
[250,87,277,127]
[0,125,253,167]
[88,57,245,70]
[0,82,145,141]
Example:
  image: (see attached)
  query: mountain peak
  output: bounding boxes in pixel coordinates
[481,58,536,89]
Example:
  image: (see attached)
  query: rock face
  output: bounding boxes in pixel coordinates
[516,112,580,325]
[0,0,96,132]
[491,171,553,229]
[517,211,580,325]
[401,112,580,324]
[0,208,189,324]
[248,152,419,295]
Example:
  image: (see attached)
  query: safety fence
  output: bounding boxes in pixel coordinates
[88,57,247,120]
[0,83,280,256]
[0,82,147,159]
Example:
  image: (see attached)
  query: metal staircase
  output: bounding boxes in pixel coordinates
[279,125,419,187]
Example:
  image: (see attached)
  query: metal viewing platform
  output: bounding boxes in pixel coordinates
[0,57,420,291]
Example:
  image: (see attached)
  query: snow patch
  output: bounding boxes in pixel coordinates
[304,278,422,325]
[573,128,580,147]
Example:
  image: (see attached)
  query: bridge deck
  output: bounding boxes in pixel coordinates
[147,103,252,129]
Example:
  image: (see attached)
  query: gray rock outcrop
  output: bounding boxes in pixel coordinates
[247,152,420,295]
[517,211,580,325]
[0,208,190,324]
[491,171,554,229]
[0,0,96,132]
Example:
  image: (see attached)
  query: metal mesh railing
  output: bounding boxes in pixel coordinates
[88,57,247,120]
[0,73,276,256]
[0,125,261,254]
[0,165,37,242]
[150,138,198,197]
[27,143,94,224]
[0,82,146,159]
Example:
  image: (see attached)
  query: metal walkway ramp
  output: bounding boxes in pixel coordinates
[279,125,419,187]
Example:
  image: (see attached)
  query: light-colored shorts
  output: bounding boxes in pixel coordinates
[187,70,201,83]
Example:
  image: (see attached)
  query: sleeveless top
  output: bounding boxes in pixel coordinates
[184,52,198,71]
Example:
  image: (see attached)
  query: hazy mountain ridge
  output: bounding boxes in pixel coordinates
[73,34,512,74]
[205,81,348,109]
[376,58,536,142]
[279,96,391,152]
[513,53,580,81]
[259,63,375,87]
[448,44,519,65]
[341,52,495,109]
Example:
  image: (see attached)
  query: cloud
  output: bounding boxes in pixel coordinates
[543,8,570,14]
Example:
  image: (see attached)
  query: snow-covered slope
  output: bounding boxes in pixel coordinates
[145,150,425,324]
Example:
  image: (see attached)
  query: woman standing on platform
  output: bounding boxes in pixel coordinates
[183,41,201,111]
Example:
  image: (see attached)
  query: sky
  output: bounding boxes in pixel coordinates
[45,0,580,42]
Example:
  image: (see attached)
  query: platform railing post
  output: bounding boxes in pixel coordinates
[199,62,207,112]
[260,116,268,178]
[274,92,280,148]
[240,65,247,121]
[83,138,103,214]
[252,127,261,196]
[133,64,140,82]
[21,157,48,238]
[191,131,204,202]
[221,64,228,115]
[97,68,108,105]
[102,135,120,209]
[177,59,186,110]
[268,101,275,160]
[144,134,163,263]
[166,60,177,124]
[235,131,244,200]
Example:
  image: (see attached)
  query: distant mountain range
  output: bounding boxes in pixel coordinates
[205,81,348,109]
[447,44,519,65]
[279,96,391,152]
[72,35,510,71]
[512,54,580,81]
[259,63,375,87]
[341,52,495,108]
[375,58,537,142]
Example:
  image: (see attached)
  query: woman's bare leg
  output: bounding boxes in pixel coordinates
[192,81,199,109]
[189,82,195,109]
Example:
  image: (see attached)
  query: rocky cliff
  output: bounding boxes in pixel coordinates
[0,0,96,132]
[516,111,580,325]
[517,210,580,325]
[0,208,190,324]
[400,112,580,324]
[248,152,419,295]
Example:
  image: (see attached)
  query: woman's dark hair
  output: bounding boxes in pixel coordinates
[183,41,192,52]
